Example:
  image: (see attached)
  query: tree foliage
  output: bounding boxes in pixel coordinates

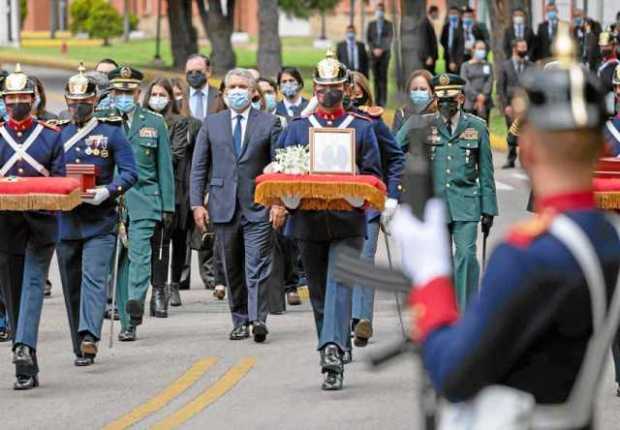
[85,1,123,46]
[69,0,96,33]
[279,0,340,19]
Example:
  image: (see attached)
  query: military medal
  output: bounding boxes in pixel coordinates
[85,147,92,155]
[101,150,109,158]
[93,148,100,156]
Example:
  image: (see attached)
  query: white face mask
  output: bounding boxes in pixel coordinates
[148,95,169,112]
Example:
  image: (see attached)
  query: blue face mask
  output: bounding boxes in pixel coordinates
[251,100,261,111]
[281,82,299,98]
[346,32,356,42]
[97,95,112,111]
[574,17,583,26]
[474,49,486,60]
[449,15,459,24]
[410,90,430,106]
[226,88,250,111]
[548,11,557,21]
[264,93,277,112]
[114,94,136,113]
[463,17,473,26]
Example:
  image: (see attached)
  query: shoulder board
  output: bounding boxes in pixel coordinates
[144,109,163,119]
[506,211,555,248]
[45,119,70,127]
[359,105,384,118]
[39,120,60,131]
[98,116,123,124]
[350,112,371,122]
[465,113,487,126]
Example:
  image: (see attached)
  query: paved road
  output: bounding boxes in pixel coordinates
[0,65,618,429]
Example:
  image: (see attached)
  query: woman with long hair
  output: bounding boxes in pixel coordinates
[392,70,435,133]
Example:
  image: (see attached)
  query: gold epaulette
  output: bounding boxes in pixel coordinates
[44,119,70,127]
[98,116,123,124]
[509,117,522,136]
[358,105,384,118]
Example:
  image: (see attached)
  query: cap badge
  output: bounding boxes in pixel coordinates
[438,74,450,86]
[120,67,132,79]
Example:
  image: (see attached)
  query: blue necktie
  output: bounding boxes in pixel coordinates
[233,115,243,156]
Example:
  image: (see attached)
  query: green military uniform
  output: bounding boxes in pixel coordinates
[108,66,175,336]
[427,74,498,309]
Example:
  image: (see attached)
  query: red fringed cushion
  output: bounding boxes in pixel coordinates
[0,177,82,211]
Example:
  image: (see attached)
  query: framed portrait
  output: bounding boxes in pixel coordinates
[309,128,356,175]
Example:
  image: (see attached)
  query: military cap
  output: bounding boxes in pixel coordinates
[613,65,620,86]
[313,48,348,85]
[515,25,606,131]
[108,65,143,91]
[65,63,98,100]
[2,64,35,96]
[432,73,465,98]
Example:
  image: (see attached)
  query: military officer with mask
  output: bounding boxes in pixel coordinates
[277,54,382,391]
[109,66,175,341]
[55,65,138,366]
[423,73,497,310]
[0,65,65,390]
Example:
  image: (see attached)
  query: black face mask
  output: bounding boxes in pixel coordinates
[70,103,95,123]
[438,99,459,119]
[186,71,207,89]
[352,93,369,108]
[318,88,344,109]
[516,50,527,58]
[7,103,31,121]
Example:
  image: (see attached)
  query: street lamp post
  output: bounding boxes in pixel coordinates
[153,0,163,66]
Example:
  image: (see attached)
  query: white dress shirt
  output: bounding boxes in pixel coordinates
[283,97,303,117]
[230,106,251,148]
[190,86,209,119]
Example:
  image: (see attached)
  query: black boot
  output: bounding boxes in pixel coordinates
[320,344,344,391]
[150,285,168,318]
[502,145,517,169]
[14,374,39,390]
[169,282,182,307]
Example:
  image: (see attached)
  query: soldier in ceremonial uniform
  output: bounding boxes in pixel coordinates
[277,55,382,390]
[0,65,65,390]
[55,65,138,366]
[392,34,620,425]
[423,73,497,309]
[605,66,620,155]
[108,66,175,341]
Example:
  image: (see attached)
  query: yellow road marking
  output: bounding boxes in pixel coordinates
[151,357,256,430]
[102,357,218,430]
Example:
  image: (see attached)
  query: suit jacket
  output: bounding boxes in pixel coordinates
[123,106,175,221]
[496,58,534,109]
[502,25,537,59]
[336,40,369,77]
[190,108,282,224]
[59,118,138,240]
[536,20,559,61]
[0,121,65,254]
[275,97,309,122]
[189,84,220,120]
[420,17,439,63]
[367,19,394,53]
[441,21,465,71]
[461,23,490,62]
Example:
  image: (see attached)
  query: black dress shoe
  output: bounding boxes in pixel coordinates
[14,375,39,390]
[74,355,95,367]
[321,369,343,391]
[80,334,98,356]
[229,325,250,340]
[12,345,34,367]
[501,161,516,169]
[252,322,268,343]
[126,300,144,320]
[150,285,169,318]
[118,326,137,342]
[616,384,620,397]
[0,327,11,343]
[169,283,182,307]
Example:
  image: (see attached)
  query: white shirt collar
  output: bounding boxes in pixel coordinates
[231,106,251,120]
[283,97,302,109]
[190,86,209,97]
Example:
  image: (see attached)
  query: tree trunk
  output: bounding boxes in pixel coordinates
[257,0,282,77]
[167,0,198,69]
[349,0,355,26]
[320,10,326,40]
[196,0,236,75]
[490,0,516,110]
[398,0,425,97]
[123,0,130,43]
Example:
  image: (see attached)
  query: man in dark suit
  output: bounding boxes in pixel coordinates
[366,2,393,106]
[497,39,534,168]
[420,7,439,74]
[441,6,464,73]
[191,68,283,343]
[460,7,489,62]
[336,25,369,78]
[502,8,537,60]
[536,3,561,61]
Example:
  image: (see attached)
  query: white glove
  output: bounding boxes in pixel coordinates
[391,198,452,286]
[381,198,398,230]
[83,187,111,206]
[344,196,365,208]
[300,96,318,117]
[281,193,301,210]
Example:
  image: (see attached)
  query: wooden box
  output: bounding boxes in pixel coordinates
[66,164,98,198]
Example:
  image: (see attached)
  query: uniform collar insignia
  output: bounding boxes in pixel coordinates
[7,117,34,132]
[316,107,346,121]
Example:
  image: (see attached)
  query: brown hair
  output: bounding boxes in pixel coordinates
[31,77,48,118]
[350,71,374,106]
[143,77,180,117]
[405,69,433,93]
[170,77,191,117]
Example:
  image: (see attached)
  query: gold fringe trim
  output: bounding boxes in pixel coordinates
[0,188,82,211]
[255,181,385,211]
[594,192,620,210]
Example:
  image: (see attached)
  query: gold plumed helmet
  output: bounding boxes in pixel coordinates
[2,64,35,96]
[313,48,348,85]
[65,62,98,100]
